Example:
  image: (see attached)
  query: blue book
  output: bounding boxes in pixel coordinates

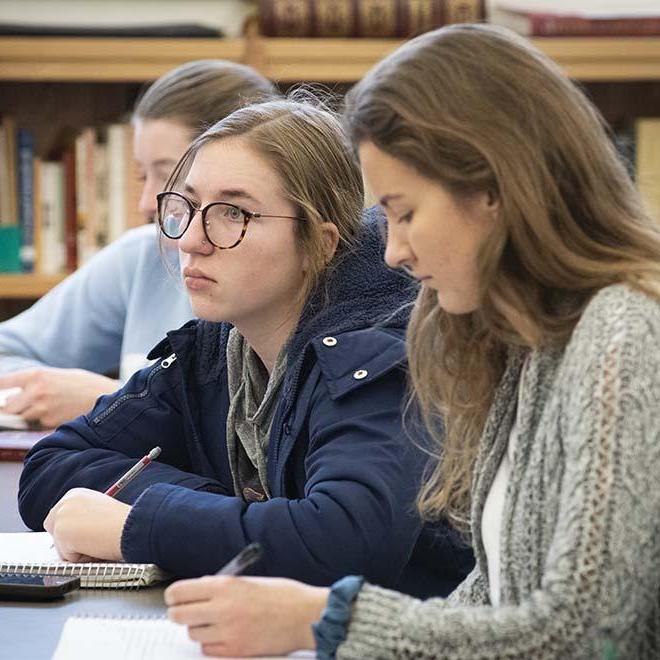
[17,127,35,272]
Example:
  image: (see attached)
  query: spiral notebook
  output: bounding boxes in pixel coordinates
[0,532,169,588]
[53,617,317,659]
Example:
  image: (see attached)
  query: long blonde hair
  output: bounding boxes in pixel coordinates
[344,24,660,528]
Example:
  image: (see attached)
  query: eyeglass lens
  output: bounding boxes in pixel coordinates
[160,193,246,248]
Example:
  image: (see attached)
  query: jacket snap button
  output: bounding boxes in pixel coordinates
[283,423,291,435]
[353,369,368,380]
[322,336,337,347]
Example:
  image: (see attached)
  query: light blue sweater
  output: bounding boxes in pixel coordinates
[0,224,193,381]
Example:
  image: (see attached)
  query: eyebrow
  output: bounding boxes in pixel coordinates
[183,183,261,206]
[152,158,178,168]
[378,194,404,208]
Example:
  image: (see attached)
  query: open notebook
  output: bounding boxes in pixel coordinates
[53,617,316,660]
[0,532,168,588]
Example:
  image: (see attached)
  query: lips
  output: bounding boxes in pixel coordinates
[182,267,216,282]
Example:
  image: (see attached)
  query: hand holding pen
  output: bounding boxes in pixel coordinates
[48,447,161,549]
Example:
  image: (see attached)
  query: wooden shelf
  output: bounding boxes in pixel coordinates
[0,273,66,298]
[0,37,245,81]
[1,36,660,83]
[252,36,660,82]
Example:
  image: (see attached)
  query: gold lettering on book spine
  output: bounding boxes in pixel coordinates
[316,0,352,37]
[272,0,312,37]
[359,0,397,38]
[446,0,483,23]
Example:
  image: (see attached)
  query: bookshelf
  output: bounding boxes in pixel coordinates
[1,36,660,82]
[1,34,660,305]
[0,273,65,298]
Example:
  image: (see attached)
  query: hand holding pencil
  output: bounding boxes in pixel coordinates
[44,447,162,562]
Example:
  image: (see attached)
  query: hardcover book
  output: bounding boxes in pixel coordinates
[259,0,485,38]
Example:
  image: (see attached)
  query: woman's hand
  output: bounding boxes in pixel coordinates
[43,488,130,562]
[165,575,329,657]
[0,368,119,428]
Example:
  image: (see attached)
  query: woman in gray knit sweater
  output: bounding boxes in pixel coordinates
[164,24,660,659]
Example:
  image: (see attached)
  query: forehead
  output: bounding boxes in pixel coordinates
[133,118,192,163]
[358,141,423,194]
[186,138,282,195]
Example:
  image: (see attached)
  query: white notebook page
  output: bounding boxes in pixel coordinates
[0,532,59,564]
[53,617,316,660]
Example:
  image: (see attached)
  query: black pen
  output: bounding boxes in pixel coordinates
[215,542,263,576]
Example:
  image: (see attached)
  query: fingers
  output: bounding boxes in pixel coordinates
[0,372,31,390]
[1,386,33,416]
[187,623,224,644]
[169,601,216,627]
[165,576,228,606]
[200,643,229,658]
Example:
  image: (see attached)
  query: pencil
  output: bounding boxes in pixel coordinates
[104,446,161,497]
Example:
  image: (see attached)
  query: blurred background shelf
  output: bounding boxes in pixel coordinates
[1,36,660,82]
[0,273,65,299]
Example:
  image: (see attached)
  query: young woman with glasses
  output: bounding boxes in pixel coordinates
[159,25,660,659]
[0,60,276,428]
[18,99,473,598]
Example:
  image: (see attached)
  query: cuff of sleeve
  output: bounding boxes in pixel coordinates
[336,583,418,659]
[120,483,173,563]
[313,576,364,660]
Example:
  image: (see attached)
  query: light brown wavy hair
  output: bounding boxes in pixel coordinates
[344,23,660,530]
[166,97,364,309]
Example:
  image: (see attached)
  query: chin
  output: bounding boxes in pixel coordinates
[190,298,228,324]
[436,290,479,315]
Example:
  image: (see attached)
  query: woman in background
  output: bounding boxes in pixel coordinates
[165,24,660,659]
[0,60,276,427]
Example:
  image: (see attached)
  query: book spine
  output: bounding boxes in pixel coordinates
[529,14,660,37]
[17,128,35,272]
[258,0,485,38]
[39,162,66,275]
[0,447,27,461]
[62,150,77,272]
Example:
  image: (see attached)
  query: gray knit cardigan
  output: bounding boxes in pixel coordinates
[338,284,660,659]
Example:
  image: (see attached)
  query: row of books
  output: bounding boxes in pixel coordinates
[257,1,660,38]
[0,119,142,274]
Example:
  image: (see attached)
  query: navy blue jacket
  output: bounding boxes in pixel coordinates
[19,209,473,597]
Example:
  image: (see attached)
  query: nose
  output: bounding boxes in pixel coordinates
[137,175,160,221]
[178,210,214,256]
[384,227,413,271]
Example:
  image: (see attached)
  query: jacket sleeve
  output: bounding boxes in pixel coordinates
[119,365,424,585]
[17,360,226,532]
[0,231,144,376]
[336,293,660,660]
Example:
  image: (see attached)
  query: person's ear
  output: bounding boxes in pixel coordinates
[319,222,340,264]
[486,189,500,214]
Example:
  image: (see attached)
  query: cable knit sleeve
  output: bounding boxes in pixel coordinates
[337,286,660,659]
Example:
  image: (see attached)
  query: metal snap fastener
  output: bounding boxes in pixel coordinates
[322,336,338,346]
[353,369,368,380]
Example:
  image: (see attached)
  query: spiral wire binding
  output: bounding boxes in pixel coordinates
[1,560,168,589]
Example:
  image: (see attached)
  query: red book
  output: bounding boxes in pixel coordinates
[0,430,51,462]
[62,149,77,272]
[259,0,485,38]
[492,5,660,37]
